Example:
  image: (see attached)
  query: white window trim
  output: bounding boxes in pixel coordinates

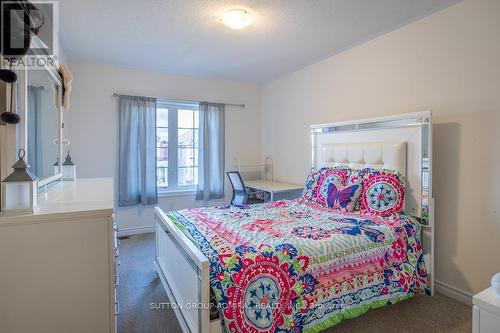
[157,100,199,192]
[158,188,197,198]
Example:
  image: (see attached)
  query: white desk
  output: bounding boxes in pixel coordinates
[245,180,303,201]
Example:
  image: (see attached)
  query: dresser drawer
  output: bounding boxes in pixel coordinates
[0,216,115,333]
[474,305,500,333]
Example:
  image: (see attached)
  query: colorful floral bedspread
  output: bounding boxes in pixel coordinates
[167,199,429,333]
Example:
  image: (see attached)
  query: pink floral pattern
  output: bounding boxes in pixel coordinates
[350,168,407,216]
[301,169,321,202]
[292,226,332,240]
[242,219,290,237]
[168,199,429,332]
[360,172,406,216]
[220,244,313,332]
[315,167,351,206]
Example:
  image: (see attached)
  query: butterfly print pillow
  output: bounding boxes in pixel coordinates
[315,167,351,206]
[326,182,362,212]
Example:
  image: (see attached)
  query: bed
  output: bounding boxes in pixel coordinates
[154,111,434,333]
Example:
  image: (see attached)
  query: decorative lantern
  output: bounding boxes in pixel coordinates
[1,148,38,215]
[62,151,76,181]
[53,157,59,175]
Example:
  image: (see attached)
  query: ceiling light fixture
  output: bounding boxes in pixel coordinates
[220,9,253,30]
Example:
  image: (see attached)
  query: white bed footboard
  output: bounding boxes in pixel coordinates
[154,207,221,333]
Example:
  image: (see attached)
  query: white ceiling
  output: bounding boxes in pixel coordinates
[58,0,460,83]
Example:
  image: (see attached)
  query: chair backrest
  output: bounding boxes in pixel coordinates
[226,171,248,205]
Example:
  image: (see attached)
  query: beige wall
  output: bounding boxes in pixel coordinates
[66,62,262,233]
[261,0,500,294]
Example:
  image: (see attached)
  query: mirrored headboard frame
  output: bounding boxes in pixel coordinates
[311,111,433,226]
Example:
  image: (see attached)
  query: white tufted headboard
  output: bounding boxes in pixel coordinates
[319,142,406,176]
[312,119,425,217]
[311,111,434,223]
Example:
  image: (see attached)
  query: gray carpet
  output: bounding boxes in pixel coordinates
[118,233,472,333]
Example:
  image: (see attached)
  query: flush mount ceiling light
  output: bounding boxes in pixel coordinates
[220,9,253,30]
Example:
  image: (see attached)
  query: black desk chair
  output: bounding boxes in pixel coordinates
[226,171,265,206]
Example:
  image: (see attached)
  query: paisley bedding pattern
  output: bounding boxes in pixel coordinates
[167,199,429,333]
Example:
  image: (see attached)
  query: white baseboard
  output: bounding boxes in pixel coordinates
[118,225,155,237]
[435,280,473,305]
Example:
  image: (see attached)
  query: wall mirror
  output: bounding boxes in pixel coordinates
[25,63,63,190]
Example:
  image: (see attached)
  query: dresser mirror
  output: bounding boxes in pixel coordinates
[25,64,63,190]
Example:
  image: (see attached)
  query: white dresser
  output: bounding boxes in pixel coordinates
[473,287,500,333]
[0,178,118,333]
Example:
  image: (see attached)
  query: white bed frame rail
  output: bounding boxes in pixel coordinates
[154,207,220,333]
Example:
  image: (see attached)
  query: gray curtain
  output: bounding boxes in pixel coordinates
[27,86,42,177]
[118,95,158,206]
[196,102,225,201]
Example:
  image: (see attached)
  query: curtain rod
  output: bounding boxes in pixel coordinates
[112,93,245,108]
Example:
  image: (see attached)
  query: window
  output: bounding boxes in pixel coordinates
[156,100,199,191]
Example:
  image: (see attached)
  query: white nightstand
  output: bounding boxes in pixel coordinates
[473,287,500,333]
